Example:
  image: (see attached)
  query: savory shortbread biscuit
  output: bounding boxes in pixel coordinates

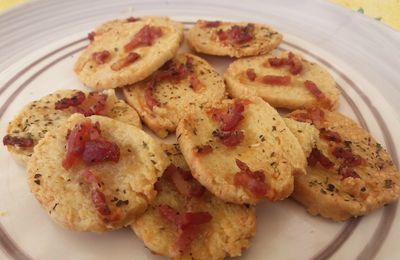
[74,16,184,89]
[188,20,282,58]
[27,114,169,232]
[132,144,256,259]
[122,53,226,138]
[3,89,141,166]
[287,108,400,221]
[224,51,341,110]
[176,96,306,205]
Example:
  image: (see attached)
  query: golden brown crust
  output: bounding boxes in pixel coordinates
[176,96,306,205]
[224,52,341,110]
[122,53,226,138]
[27,114,169,232]
[132,144,256,260]
[287,109,400,221]
[74,17,184,89]
[187,20,282,58]
[5,89,141,166]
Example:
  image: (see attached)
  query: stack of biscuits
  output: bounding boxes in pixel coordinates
[3,16,400,260]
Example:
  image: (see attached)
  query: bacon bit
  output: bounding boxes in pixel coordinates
[339,167,361,179]
[144,80,159,110]
[88,31,96,41]
[216,29,228,41]
[210,101,245,131]
[262,75,291,85]
[63,121,120,169]
[159,204,212,255]
[81,169,119,222]
[154,179,163,192]
[246,69,256,81]
[3,135,34,148]
[92,50,111,64]
[307,148,334,169]
[332,147,364,167]
[288,107,325,126]
[55,91,86,110]
[289,56,303,75]
[193,144,213,156]
[213,130,244,147]
[189,74,202,92]
[83,140,120,164]
[319,128,342,143]
[268,52,302,75]
[304,80,323,99]
[126,17,140,22]
[228,24,255,44]
[70,92,108,116]
[234,159,267,198]
[164,164,205,198]
[111,52,140,71]
[63,121,92,170]
[202,21,221,28]
[124,25,163,52]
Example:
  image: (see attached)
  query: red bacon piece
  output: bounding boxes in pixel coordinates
[319,128,342,143]
[268,52,302,75]
[126,17,140,22]
[189,74,202,92]
[81,169,118,222]
[216,29,228,41]
[213,130,244,147]
[55,91,86,110]
[124,25,163,52]
[339,167,361,179]
[144,80,159,110]
[289,56,303,75]
[70,92,107,116]
[63,121,92,170]
[92,50,111,64]
[304,80,323,99]
[332,147,364,167]
[83,140,120,164]
[3,135,34,148]
[268,57,285,67]
[164,164,205,198]
[202,21,221,28]
[246,68,256,81]
[111,52,140,71]
[210,101,245,131]
[262,75,291,85]
[193,144,213,156]
[227,24,255,44]
[234,159,267,198]
[307,148,334,169]
[159,204,212,255]
[88,31,96,41]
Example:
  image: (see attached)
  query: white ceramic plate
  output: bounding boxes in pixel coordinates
[0,1,399,259]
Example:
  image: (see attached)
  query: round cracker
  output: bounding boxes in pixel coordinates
[74,16,184,89]
[27,114,169,232]
[132,144,256,259]
[176,96,306,204]
[122,53,226,138]
[187,20,282,58]
[224,51,341,110]
[4,89,141,166]
[287,109,400,221]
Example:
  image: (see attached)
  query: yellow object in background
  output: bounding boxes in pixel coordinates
[0,0,399,31]
[330,0,400,30]
[0,0,25,11]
